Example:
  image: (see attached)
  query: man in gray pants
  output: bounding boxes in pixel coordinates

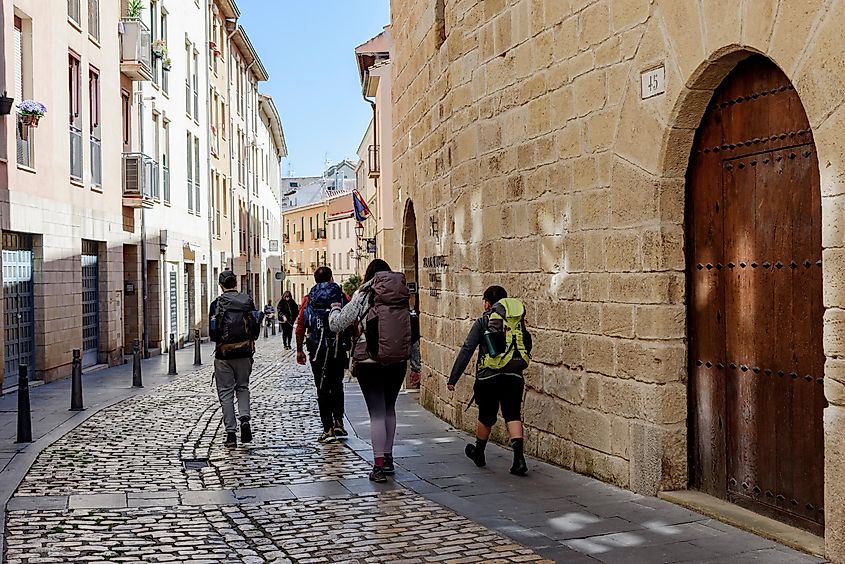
[209,271,259,447]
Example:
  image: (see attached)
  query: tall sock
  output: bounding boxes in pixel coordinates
[511,438,524,458]
[374,456,385,468]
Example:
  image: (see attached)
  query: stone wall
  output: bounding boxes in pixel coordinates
[390,0,845,556]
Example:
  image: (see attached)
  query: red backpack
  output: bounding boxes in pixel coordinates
[353,272,414,365]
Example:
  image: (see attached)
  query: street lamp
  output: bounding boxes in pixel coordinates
[354,222,364,239]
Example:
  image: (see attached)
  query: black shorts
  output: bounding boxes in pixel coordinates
[474,373,524,427]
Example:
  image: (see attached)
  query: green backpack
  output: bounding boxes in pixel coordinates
[479,298,531,372]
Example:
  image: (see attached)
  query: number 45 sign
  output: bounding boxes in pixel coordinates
[641,65,666,99]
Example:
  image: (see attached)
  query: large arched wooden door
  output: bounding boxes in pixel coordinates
[688,56,826,535]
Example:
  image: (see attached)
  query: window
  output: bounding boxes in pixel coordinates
[163,120,170,203]
[88,0,100,41]
[187,132,193,212]
[69,52,83,181]
[89,67,101,187]
[222,178,228,216]
[185,43,192,117]
[161,11,169,94]
[15,15,33,167]
[194,136,201,214]
[121,90,131,152]
[193,51,199,121]
[68,0,81,25]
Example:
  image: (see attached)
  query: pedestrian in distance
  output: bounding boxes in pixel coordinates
[263,301,276,328]
[209,271,263,448]
[296,267,353,444]
[277,291,298,350]
[329,259,421,483]
[448,285,532,476]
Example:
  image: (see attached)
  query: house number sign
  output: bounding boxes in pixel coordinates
[641,65,666,99]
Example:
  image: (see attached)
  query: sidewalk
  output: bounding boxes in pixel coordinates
[343,384,824,564]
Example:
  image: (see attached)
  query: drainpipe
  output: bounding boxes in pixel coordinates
[361,71,378,259]
[225,20,238,268]
[244,60,256,297]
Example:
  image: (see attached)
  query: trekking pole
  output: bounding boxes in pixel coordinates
[168,334,178,376]
[70,349,84,411]
[193,329,202,366]
[132,339,143,388]
[16,364,32,443]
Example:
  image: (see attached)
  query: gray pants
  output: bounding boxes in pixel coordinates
[214,357,253,433]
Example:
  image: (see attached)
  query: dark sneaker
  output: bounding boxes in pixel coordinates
[369,465,387,483]
[318,430,338,444]
[333,419,348,437]
[383,455,395,475]
[224,432,237,447]
[240,420,253,444]
[465,443,486,467]
[510,456,528,476]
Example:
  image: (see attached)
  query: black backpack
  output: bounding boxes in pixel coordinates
[303,282,350,357]
[213,292,261,358]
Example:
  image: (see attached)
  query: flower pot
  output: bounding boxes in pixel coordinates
[0,96,13,115]
[152,49,163,59]
[20,114,40,127]
[162,63,172,72]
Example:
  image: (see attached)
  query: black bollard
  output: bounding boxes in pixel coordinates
[168,334,178,376]
[70,349,84,411]
[264,323,268,339]
[193,329,202,366]
[132,339,143,388]
[271,320,276,336]
[16,365,32,443]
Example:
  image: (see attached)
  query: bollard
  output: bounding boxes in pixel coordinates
[132,339,143,388]
[193,329,202,366]
[70,349,84,411]
[168,334,178,376]
[16,365,32,443]
[264,323,268,339]
[271,320,276,336]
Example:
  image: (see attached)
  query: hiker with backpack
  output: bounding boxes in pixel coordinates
[277,291,298,350]
[295,267,352,444]
[209,270,263,447]
[328,259,421,483]
[448,285,532,476]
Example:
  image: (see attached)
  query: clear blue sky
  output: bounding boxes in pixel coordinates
[238,1,391,178]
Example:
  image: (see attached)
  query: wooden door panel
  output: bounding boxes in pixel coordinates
[688,56,824,534]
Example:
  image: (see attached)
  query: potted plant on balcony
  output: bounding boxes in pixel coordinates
[0,92,13,116]
[18,100,46,127]
[162,57,172,72]
[126,0,143,19]
[152,40,166,59]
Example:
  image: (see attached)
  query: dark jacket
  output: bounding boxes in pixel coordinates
[277,298,299,326]
[209,290,257,359]
[448,309,532,386]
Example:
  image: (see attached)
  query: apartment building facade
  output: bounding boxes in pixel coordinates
[256,93,285,308]
[0,0,283,388]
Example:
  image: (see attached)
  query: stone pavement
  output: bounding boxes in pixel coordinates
[2,339,825,563]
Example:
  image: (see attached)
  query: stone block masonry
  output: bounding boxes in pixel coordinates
[390,0,845,557]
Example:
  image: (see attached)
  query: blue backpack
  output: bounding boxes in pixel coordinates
[303,282,350,357]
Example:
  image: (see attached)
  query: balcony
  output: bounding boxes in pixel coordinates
[312,228,327,240]
[70,126,83,181]
[368,144,380,178]
[90,136,102,187]
[119,19,152,81]
[122,152,158,208]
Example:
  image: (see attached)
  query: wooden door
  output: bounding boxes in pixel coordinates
[688,56,826,535]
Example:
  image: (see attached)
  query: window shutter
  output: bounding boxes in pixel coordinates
[14,21,23,102]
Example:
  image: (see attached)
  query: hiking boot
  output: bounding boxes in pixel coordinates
[318,430,338,444]
[383,455,395,475]
[510,456,528,476]
[333,419,348,437]
[224,432,237,447]
[240,419,253,444]
[369,465,388,483]
[465,443,486,467]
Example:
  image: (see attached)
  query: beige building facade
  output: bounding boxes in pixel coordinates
[391,0,845,558]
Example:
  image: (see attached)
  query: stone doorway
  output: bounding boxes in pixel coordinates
[686,55,825,535]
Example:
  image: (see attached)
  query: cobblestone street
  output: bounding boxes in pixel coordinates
[2,341,824,563]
